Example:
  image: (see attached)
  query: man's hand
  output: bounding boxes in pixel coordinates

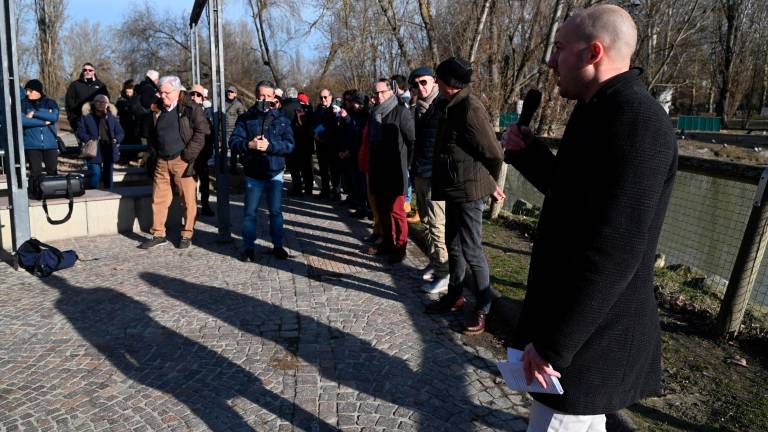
[338,150,350,159]
[248,135,270,151]
[522,343,561,389]
[339,108,348,118]
[491,184,506,202]
[502,125,534,152]
[26,111,34,119]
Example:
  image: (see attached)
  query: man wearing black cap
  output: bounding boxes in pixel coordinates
[409,66,450,294]
[225,85,246,172]
[425,57,505,336]
[64,62,109,134]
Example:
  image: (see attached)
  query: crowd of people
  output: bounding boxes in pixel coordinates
[16,4,679,430]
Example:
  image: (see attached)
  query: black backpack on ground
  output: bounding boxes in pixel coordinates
[15,238,78,277]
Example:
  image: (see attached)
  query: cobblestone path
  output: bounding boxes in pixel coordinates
[0,191,529,431]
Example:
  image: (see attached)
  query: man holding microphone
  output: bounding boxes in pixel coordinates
[503,5,677,430]
[230,80,295,262]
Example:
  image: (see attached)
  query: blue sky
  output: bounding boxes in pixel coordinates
[65,0,322,61]
[66,0,248,26]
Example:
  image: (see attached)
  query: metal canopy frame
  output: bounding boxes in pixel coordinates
[1,0,30,252]
[190,0,231,241]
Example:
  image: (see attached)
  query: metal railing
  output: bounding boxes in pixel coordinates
[501,141,768,339]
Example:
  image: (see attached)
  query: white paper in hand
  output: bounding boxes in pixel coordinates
[496,348,564,394]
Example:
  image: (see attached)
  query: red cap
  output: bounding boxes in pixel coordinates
[297,93,309,104]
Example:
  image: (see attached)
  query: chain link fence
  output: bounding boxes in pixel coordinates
[500,149,768,338]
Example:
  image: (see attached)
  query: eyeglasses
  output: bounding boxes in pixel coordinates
[189,92,203,97]
[83,68,95,72]
[320,95,331,99]
[226,90,236,93]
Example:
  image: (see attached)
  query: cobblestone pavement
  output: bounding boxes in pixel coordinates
[0,188,530,431]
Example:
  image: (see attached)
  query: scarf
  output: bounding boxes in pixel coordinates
[368,93,398,144]
[416,85,439,116]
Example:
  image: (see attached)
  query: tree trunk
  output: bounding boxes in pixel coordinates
[467,0,493,64]
[249,0,281,88]
[418,0,440,67]
[34,0,66,98]
[715,0,744,128]
[377,0,414,70]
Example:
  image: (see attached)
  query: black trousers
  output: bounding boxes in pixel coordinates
[443,199,492,314]
[288,149,314,193]
[26,148,58,179]
[316,144,341,194]
[196,161,211,206]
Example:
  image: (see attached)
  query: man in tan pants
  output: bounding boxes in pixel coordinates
[140,75,210,249]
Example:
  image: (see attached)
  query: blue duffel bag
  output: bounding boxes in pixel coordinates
[15,238,78,277]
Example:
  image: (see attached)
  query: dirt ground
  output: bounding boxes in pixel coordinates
[678,131,768,166]
[465,215,768,432]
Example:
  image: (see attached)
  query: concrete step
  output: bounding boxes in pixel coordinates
[0,185,183,250]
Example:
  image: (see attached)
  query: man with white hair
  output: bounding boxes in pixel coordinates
[140,76,210,250]
[504,5,677,430]
[131,69,160,140]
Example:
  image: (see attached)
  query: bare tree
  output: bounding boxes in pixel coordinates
[418,0,440,67]
[249,0,282,88]
[377,0,414,70]
[34,0,67,97]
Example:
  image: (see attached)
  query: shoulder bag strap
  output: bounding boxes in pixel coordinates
[42,176,75,225]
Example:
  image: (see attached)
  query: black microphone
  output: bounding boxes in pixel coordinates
[517,89,542,129]
[504,89,542,162]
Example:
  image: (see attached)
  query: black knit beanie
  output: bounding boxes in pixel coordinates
[24,79,44,95]
[435,57,472,89]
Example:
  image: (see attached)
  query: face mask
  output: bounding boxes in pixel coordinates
[256,100,277,112]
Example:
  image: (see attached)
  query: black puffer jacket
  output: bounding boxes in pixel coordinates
[411,96,444,178]
[432,88,502,203]
[64,75,109,130]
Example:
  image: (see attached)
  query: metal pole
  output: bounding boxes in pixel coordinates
[208,0,231,241]
[189,25,196,84]
[193,24,201,84]
[717,167,768,338]
[0,0,30,251]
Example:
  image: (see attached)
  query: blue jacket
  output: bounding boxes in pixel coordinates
[21,97,60,151]
[76,104,125,164]
[229,106,294,180]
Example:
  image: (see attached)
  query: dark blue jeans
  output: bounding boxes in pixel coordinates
[86,162,113,189]
[444,199,492,314]
[242,172,284,250]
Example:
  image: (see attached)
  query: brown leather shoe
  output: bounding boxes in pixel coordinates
[425,296,465,314]
[463,312,486,335]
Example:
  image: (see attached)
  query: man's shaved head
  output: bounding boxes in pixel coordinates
[567,4,637,65]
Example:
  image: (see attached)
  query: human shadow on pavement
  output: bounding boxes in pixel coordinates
[142,272,523,431]
[43,274,336,432]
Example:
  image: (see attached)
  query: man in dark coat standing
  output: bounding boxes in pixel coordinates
[504,5,677,429]
[64,62,109,133]
[367,79,415,264]
[424,57,504,336]
[130,70,160,141]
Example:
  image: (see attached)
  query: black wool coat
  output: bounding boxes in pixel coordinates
[507,68,677,415]
[368,103,415,197]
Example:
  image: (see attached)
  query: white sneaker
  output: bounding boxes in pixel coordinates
[422,267,435,282]
[422,276,449,294]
